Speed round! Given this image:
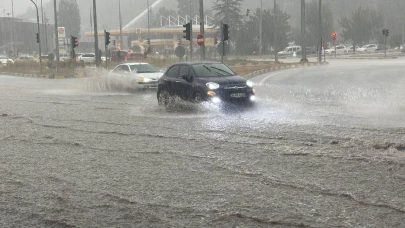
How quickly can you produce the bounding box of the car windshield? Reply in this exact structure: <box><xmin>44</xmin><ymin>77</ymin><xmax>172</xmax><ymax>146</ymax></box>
<box><xmin>361</xmin><ymin>45</ymin><xmax>369</xmax><ymax>48</ymax></box>
<box><xmin>192</xmin><ymin>63</ymin><xmax>236</xmax><ymax>77</ymax></box>
<box><xmin>130</xmin><ymin>64</ymin><xmax>158</xmax><ymax>73</ymax></box>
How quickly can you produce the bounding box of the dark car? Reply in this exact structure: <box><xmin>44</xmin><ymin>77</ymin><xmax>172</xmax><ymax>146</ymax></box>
<box><xmin>157</xmin><ymin>62</ymin><xmax>256</xmax><ymax>109</ymax></box>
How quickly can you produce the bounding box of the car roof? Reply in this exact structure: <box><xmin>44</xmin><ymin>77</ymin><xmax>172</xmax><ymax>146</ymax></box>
<box><xmin>121</xmin><ymin>63</ymin><xmax>149</xmax><ymax>65</ymax></box>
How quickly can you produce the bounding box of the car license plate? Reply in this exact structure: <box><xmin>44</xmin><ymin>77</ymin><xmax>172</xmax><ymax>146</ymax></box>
<box><xmin>230</xmin><ymin>93</ymin><xmax>246</xmax><ymax>98</ymax></box>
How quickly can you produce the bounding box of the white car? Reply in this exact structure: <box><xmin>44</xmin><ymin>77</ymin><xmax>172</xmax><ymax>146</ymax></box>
<box><xmin>109</xmin><ymin>63</ymin><xmax>163</xmax><ymax>90</ymax></box>
<box><xmin>325</xmin><ymin>45</ymin><xmax>347</xmax><ymax>55</ymax></box>
<box><xmin>78</xmin><ymin>53</ymin><xmax>96</xmax><ymax>63</ymax></box>
<box><xmin>0</xmin><ymin>56</ymin><xmax>14</xmax><ymax>66</ymax></box>
<box><xmin>357</xmin><ymin>44</ymin><xmax>378</xmax><ymax>52</ymax></box>
<box><xmin>278</xmin><ymin>46</ymin><xmax>301</xmax><ymax>56</ymax></box>
<box><xmin>344</xmin><ymin>46</ymin><xmax>360</xmax><ymax>53</ymax></box>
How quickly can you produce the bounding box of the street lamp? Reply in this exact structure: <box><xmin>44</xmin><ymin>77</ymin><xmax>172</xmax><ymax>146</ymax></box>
<box><xmin>30</xmin><ymin>0</ymin><xmax>42</xmax><ymax>73</ymax></box>
<box><xmin>246</xmin><ymin>12</ymin><xmax>261</xmax><ymax>56</ymax></box>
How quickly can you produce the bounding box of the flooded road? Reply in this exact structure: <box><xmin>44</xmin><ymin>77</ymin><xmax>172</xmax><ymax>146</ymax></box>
<box><xmin>1</xmin><ymin>59</ymin><xmax>405</xmax><ymax>227</ymax></box>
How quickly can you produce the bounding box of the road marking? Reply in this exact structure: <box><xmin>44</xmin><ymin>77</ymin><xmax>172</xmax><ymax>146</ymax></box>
<box><xmin>259</xmin><ymin>72</ymin><xmax>284</xmax><ymax>86</ymax></box>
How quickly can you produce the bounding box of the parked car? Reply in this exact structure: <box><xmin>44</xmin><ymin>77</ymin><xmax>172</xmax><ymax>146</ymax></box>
<box><xmin>325</xmin><ymin>45</ymin><xmax>347</xmax><ymax>55</ymax></box>
<box><xmin>15</xmin><ymin>55</ymin><xmax>38</xmax><ymax>62</ymax></box>
<box><xmin>376</xmin><ymin>44</ymin><xmax>390</xmax><ymax>51</ymax></box>
<box><xmin>125</xmin><ymin>52</ymin><xmax>144</xmax><ymax>61</ymax></box>
<box><xmin>357</xmin><ymin>44</ymin><xmax>378</xmax><ymax>52</ymax></box>
<box><xmin>77</xmin><ymin>53</ymin><xmax>96</xmax><ymax>63</ymax></box>
<box><xmin>278</xmin><ymin>46</ymin><xmax>301</xmax><ymax>56</ymax></box>
<box><xmin>0</xmin><ymin>56</ymin><xmax>14</xmax><ymax>66</ymax></box>
<box><xmin>110</xmin><ymin>50</ymin><xmax>129</xmax><ymax>62</ymax></box>
<box><xmin>157</xmin><ymin>62</ymin><xmax>256</xmax><ymax>110</ymax></box>
<box><xmin>344</xmin><ymin>45</ymin><xmax>360</xmax><ymax>53</ymax></box>
<box><xmin>109</xmin><ymin>63</ymin><xmax>163</xmax><ymax>90</ymax></box>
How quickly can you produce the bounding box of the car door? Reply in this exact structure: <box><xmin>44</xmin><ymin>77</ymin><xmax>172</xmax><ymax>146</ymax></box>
<box><xmin>178</xmin><ymin>65</ymin><xmax>194</xmax><ymax>100</ymax></box>
<box><xmin>163</xmin><ymin>65</ymin><xmax>180</xmax><ymax>96</ymax></box>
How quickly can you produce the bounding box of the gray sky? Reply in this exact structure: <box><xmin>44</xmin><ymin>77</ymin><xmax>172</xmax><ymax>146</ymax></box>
<box><xmin>0</xmin><ymin>0</ymin><xmax>51</xmax><ymax>17</ymax></box>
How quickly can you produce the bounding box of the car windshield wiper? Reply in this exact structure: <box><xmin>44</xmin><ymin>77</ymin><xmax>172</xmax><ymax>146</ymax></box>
<box><xmin>209</xmin><ymin>66</ymin><xmax>234</xmax><ymax>76</ymax></box>
<box><xmin>202</xmin><ymin>64</ymin><xmax>222</xmax><ymax>76</ymax></box>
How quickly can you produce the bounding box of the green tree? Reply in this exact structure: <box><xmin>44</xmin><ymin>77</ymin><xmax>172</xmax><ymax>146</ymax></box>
<box><xmin>58</xmin><ymin>0</ymin><xmax>81</xmax><ymax>37</ymax></box>
<box><xmin>305</xmin><ymin>1</ymin><xmax>334</xmax><ymax>47</ymax></box>
<box><xmin>211</xmin><ymin>0</ymin><xmax>243</xmax><ymax>28</ymax></box>
<box><xmin>176</xmin><ymin>0</ymin><xmax>199</xmax><ymax>17</ymax></box>
<box><xmin>339</xmin><ymin>7</ymin><xmax>384</xmax><ymax>47</ymax></box>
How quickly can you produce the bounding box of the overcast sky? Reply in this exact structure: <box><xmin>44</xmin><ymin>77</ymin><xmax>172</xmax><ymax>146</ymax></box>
<box><xmin>0</xmin><ymin>0</ymin><xmax>51</xmax><ymax>17</ymax></box>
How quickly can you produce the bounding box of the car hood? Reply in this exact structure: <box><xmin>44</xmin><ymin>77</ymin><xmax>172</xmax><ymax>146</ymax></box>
<box><xmin>135</xmin><ymin>72</ymin><xmax>164</xmax><ymax>79</ymax></box>
<box><xmin>195</xmin><ymin>75</ymin><xmax>247</xmax><ymax>85</ymax></box>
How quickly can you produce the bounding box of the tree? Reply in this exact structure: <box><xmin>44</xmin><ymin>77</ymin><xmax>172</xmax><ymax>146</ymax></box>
<box><xmin>176</xmin><ymin>0</ymin><xmax>199</xmax><ymax>17</ymax></box>
<box><xmin>211</xmin><ymin>0</ymin><xmax>243</xmax><ymax>28</ymax></box>
<box><xmin>305</xmin><ymin>1</ymin><xmax>334</xmax><ymax>47</ymax></box>
<box><xmin>58</xmin><ymin>0</ymin><xmax>81</xmax><ymax>37</ymax></box>
<box><xmin>339</xmin><ymin>7</ymin><xmax>384</xmax><ymax>47</ymax></box>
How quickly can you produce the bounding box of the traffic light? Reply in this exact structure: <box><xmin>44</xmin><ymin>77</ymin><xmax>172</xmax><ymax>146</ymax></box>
<box><xmin>382</xmin><ymin>28</ymin><xmax>390</xmax><ymax>37</ymax></box>
<box><xmin>332</xmin><ymin>32</ymin><xmax>337</xmax><ymax>41</ymax></box>
<box><xmin>104</xmin><ymin>30</ymin><xmax>111</xmax><ymax>45</ymax></box>
<box><xmin>147</xmin><ymin>38</ymin><xmax>151</xmax><ymax>46</ymax></box>
<box><xmin>223</xmin><ymin>24</ymin><xmax>229</xmax><ymax>41</ymax></box>
<box><xmin>215</xmin><ymin>36</ymin><xmax>219</xmax><ymax>45</ymax></box>
<box><xmin>36</xmin><ymin>33</ymin><xmax>40</xmax><ymax>43</ymax></box>
<box><xmin>183</xmin><ymin>23</ymin><xmax>191</xmax><ymax>40</ymax></box>
<box><xmin>71</xmin><ymin>36</ymin><xmax>79</xmax><ymax>48</ymax></box>
<box><xmin>177</xmin><ymin>38</ymin><xmax>181</xmax><ymax>45</ymax></box>
<box><xmin>112</xmin><ymin>40</ymin><xmax>116</xmax><ymax>46</ymax></box>
<box><xmin>246</xmin><ymin>9</ymin><xmax>250</xmax><ymax>16</ymax></box>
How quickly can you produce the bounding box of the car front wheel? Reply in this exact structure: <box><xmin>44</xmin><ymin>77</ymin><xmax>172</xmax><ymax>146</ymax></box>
<box><xmin>158</xmin><ymin>90</ymin><xmax>174</xmax><ymax>110</ymax></box>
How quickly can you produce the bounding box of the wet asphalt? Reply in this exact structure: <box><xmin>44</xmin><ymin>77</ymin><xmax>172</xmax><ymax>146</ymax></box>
<box><xmin>1</xmin><ymin>59</ymin><xmax>405</xmax><ymax>227</ymax></box>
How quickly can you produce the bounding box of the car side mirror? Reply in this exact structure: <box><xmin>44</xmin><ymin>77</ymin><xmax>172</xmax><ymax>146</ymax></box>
<box><xmin>180</xmin><ymin>74</ymin><xmax>192</xmax><ymax>82</ymax></box>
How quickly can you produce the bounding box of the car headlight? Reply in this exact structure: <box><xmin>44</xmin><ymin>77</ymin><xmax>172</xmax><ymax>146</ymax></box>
<box><xmin>246</xmin><ymin>80</ymin><xmax>254</xmax><ymax>88</ymax></box>
<box><xmin>206</xmin><ymin>82</ymin><xmax>220</xmax><ymax>90</ymax></box>
<box><xmin>140</xmin><ymin>77</ymin><xmax>152</xmax><ymax>82</ymax></box>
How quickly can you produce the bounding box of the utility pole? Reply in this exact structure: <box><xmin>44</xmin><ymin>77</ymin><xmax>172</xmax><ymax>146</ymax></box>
<box><xmin>300</xmin><ymin>0</ymin><xmax>307</xmax><ymax>62</ymax></box>
<box><xmin>41</xmin><ymin>0</ymin><xmax>44</xmax><ymax>51</ymax></box>
<box><xmin>318</xmin><ymin>0</ymin><xmax>322</xmax><ymax>62</ymax></box>
<box><xmin>259</xmin><ymin>0</ymin><xmax>263</xmax><ymax>57</ymax></box>
<box><xmin>31</xmin><ymin>0</ymin><xmax>42</xmax><ymax>73</ymax></box>
<box><xmin>189</xmin><ymin>0</ymin><xmax>193</xmax><ymax>61</ymax></box>
<box><xmin>119</xmin><ymin>0</ymin><xmax>123</xmax><ymax>49</ymax></box>
<box><xmin>11</xmin><ymin>0</ymin><xmax>14</xmax><ymax>18</ymax></box>
<box><xmin>199</xmin><ymin>0</ymin><xmax>205</xmax><ymax>61</ymax></box>
<box><xmin>147</xmin><ymin>0</ymin><xmax>151</xmax><ymax>40</ymax></box>
<box><xmin>44</xmin><ymin>12</ymin><xmax>49</xmax><ymax>54</ymax></box>
<box><xmin>274</xmin><ymin>0</ymin><xmax>278</xmax><ymax>63</ymax></box>
<box><xmin>93</xmin><ymin>0</ymin><xmax>100</xmax><ymax>67</ymax></box>
<box><xmin>54</xmin><ymin>0</ymin><xmax>59</xmax><ymax>72</ymax></box>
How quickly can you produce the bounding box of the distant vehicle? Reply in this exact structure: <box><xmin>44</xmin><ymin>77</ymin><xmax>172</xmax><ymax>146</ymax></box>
<box><xmin>125</xmin><ymin>52</ymin><xmax>144</xmax><ymax>61</ymax></box>
<box><xmin>77</xmin><ymin>53</ymin><xmax>96</xmax><ymax>63</ymax></box>
<box><xmin>157</xmin><ymin>62</ymin><xmax>256</xmax><ymax>110</ymax></box>
<box><xmin>357</xmin><ymin>44</ymin><xmax>378</xmax><ymax>52</ymax></box>
<box><xmin>59</xmin><ymin>54</ymin><xmax>70</xmax><ymax>62</ymax></box>
<box><xmin>15</xmin><ymin>55</ymin><xmax>38</xmax><ymax>62</ymax></box>
<box><xmin>0</xmin><ymin>56</ymin><xmax>14</xmax><ymax>66</ymax></box>
<box><xmin>278</xmin><ymin>46</ymin><xmax>301</xmax><ymax>56</ymax></box>
<box><xmin>110</xmin><ymin>50</ymin><xmax>129</xmax><ymax>62</ymax></box>
<box><xmin>325</xmin><ymin>45</ymin><xmax>347</xmax><ymax>55</ymax></box>
<box><xmin>344</xmin><ymin>45</ymin><xmax>360</xmax><ymax>53</ymax></box>
<box><xmin>109</xmin><ymin>63</ymin><xmax>163</xmax><ymax>90</ymax></box>
<box><xmin>376</xmin><ymin>44</ymin><xmax>390</xmax><ymax>51</ymax></box>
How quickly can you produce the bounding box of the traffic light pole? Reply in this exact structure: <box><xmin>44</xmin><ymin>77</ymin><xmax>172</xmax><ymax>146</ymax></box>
<box><xmin>199</xmin><ymin>0</ymin><xmax>205</xmax><ymax>61</ymax></box>
<box><xmin>190</xmin><ymin>22</ymin><xmax>193</xmax><ymax>62</ymax></box>
<box><xmin>300</xmin><ymin>0</ymin><xmax>307</xmax><ymax>62</ymax></box>
<box><xmin>93</xmin><ymin>0</ymin><xmax>100</xmax><ymax>67</ymax></box>
<box><xmin>318</xmin><ymin>0</ymin><xmax>322</xmax><ymax>62</ymax></box>
<box><xmin>221</xmin><ymin>23</ymin><xmax>224</xmax><ymax>63</ymax></box>
<box><xmin>53</xmin><ymin>0</ymin><xmax>59</xmax><ymax>73</ymax></box>
<box><xmin>384</xmin><ymin>34</ymin><xmax>387</xmax><ymax>59</ymax></box>
<box><xmin>31</xmin><ymin>0</ymin><xmax>42</xmax><ymax>73</ymax></box>
<box><xmin>274</xmin><ymin>0</ymin><xmax>278</xmax><ymax>63</ymax></box>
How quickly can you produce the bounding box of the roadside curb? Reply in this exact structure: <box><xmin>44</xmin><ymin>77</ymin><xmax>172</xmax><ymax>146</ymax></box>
<box><xmin>244</xmin><ymin>62</ymin><xmax>329</xmax><ymax>78</ymax></box>
<box><xmin>335</xmin><ymin>56</ymin><xmax>398</xmax><ymax>60</ymax></box>
<box><xmin>0</xmin><ymin>72</ymin><xmax>85</xmax><ymax>79</ymax></box>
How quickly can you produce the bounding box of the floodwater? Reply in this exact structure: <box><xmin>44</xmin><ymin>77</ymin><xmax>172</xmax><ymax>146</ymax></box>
<box><xmin>1</xmin><ymin>60</ymin><xmax>405</xmax><ymax>227</ymax></box>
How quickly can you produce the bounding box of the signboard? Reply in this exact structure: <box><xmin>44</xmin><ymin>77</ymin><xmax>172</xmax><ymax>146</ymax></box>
<box><xmin>175</xmin><ymin>46</ymin><xmax>185</xmax><ymax>58</ymax></box>
<box><xmin>197</xmin><ymin>34</ymin><xmax>204</xmax><ymax>46</ymax></box>
<box><xmin>58</xmin><ymin>27</ymin><xmax>66</xmax><ymax>54</ymax></box>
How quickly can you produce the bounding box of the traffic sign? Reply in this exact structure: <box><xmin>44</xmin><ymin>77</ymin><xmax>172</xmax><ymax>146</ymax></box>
<box><xmin>323</xmin><ymin>42</ymin><xmax>328</xmax><ymax>49</ymax></box>
<box><xmin>175</xmin><ymin>46</ymin><xmax>185</xmax><ymax>58</ymax></box>
<box><xmin>197</xmin><ymin>34</ymin><xmax>204</xmax><ymax>46</ymax></box>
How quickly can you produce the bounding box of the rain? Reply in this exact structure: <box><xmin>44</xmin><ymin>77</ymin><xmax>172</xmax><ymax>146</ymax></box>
<box><xmin>1</xmin><ymin>0</ymin><xmax>405</xmax><ymax>227</ymax></box>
